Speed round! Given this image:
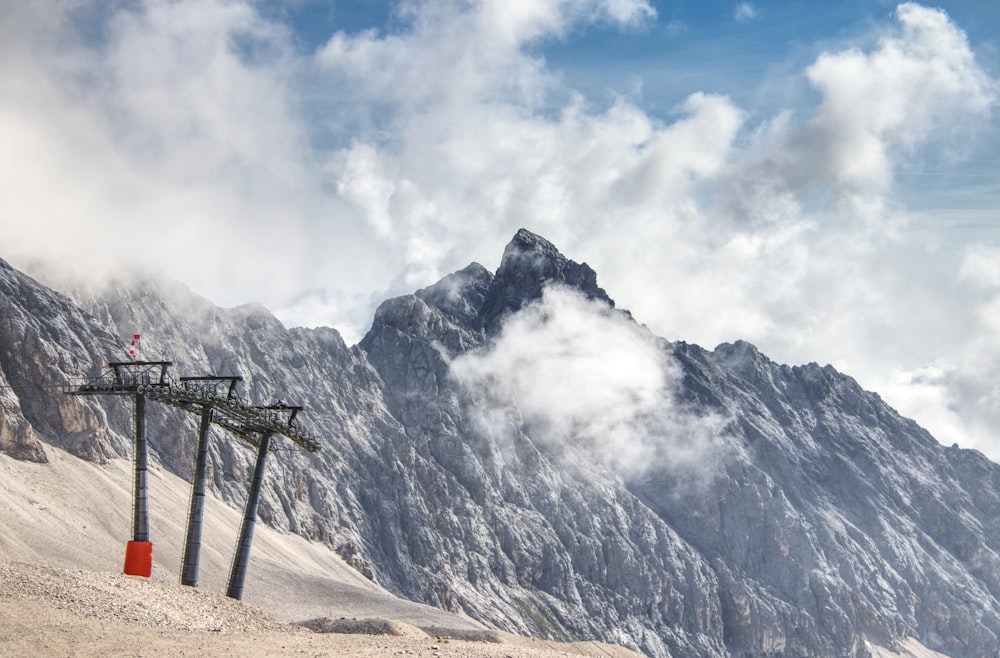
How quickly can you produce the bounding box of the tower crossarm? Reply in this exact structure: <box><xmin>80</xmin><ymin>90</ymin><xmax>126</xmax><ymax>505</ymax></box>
<box><xmin>68</xmin><ymin>361</ymin><xmax>173</xmax><ymax>395</ymax></box>
<box><xmin>66</xmin><ymin>367</ymin><xmax>319</xmax><ymax>452</ymax></box>
<box><xmin>145</xmin><ymin>387</ymin><xmax>320</xmax><ymax>453</ymax></box>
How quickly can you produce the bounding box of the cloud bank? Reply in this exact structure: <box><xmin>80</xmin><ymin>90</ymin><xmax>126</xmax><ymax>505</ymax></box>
<box><xmin>450</xmin><ymin>286</ymin><xmax>728</xmax><ymax>478</ymax></box>
<box><xmin>1</xmin><ymin>1</ymin><xmax>999</xmax><ymax>457</ymax></box>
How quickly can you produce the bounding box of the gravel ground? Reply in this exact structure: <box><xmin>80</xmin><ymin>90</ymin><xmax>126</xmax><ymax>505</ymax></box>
<box><xmin>0</xmin><ymin>561</ymin><xmax>286</xmax><ymax>633</ymax></box>
<box><xmin>0</xmin><ymin>561</ymin><xmax>645</xmax><ymax>657</ymax></box>
<box><xmin>0</xmin><ymin>450</ymin><xmax>644</xmax><ymax>657</ymax></box>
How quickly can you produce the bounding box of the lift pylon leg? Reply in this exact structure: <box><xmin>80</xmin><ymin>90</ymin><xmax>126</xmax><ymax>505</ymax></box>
<box><xmin>181</xmin><ymin>406</ymin><xmax>212</xmax><ymax>587</ymax></box>
<box><xmin>124</xmin><ymin>393</ymin><xmax>152</xmax><ymax>577</ymax></box>
<box><xmin>226</xmin><ymin>433</ymin><xmax>271</xmax><ymax>600</ymax></box>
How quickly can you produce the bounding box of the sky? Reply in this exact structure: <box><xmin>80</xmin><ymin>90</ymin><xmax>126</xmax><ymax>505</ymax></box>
<box><xmin>2</xmin><ymin>1</ymin><xmax>1000</xmax><ymax>457</ymax></box>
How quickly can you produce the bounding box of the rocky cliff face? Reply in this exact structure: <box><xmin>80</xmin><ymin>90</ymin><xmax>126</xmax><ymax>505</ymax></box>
<box><xmin>2</xmin><ymin>232</ymin><xmax>1000</xmax><ymax>657</ymax></box>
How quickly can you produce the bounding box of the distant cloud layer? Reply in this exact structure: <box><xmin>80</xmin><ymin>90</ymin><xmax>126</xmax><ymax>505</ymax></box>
<box><xmin>1</xmin><ymin>1</ymin><xmax>999</xmax><ymax>457</ymax></box>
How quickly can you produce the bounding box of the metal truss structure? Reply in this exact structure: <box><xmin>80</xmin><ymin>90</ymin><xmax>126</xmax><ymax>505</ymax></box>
<box><xmin>67</xmin><ymin>360</ymin><xmax>319</xmax><ymax>600</ymax></box>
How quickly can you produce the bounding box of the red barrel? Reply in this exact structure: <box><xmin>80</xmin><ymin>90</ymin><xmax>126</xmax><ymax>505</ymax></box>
<box><xmin>123</xmin><ymin>541</ymin><xmax>153</xmax><ymax>577</ymax></box>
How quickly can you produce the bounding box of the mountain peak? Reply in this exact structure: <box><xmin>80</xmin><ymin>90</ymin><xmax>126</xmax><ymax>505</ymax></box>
<box><xmin>415</xmin><ymin>262</ymin><xmax>492</xmax><ymax>325</ymax></box>
<box><xmin>476</xmin><ymin>229</ymin><xmax>614</xmax><ymax>332</ymax></box>
<box><xmin>505</xmin><ymin>228</ymin><xmax>562</xmax><ymax>259</ymax></box>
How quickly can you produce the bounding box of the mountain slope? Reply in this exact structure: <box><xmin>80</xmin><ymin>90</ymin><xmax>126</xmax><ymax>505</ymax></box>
<box><xmin>655</xmin><ymin>340</ymin><xmax>1000</xmax><ymax>655</ymax></box>
<box><xmin>1</xmin><ymin>232</ymin><xmax>999</xmax><ymax>657</ymax></box>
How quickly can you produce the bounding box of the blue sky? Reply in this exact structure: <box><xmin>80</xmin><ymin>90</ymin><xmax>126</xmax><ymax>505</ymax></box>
<box><xmin>278</xmin><ymin>0</ymin><xmax>1000</xmax><ymax>220</ymax></box>
<box><xmin>2</xmin><ymin>0</ymin><xmax>1000</xmax><ymax>458</ymax></box>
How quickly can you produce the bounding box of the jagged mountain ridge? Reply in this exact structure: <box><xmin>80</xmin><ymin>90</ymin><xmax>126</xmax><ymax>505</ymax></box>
<box><xmin>1</xmin><ymin>230</ymin><xmax>1000</xmax><ymax>657</ymax></box>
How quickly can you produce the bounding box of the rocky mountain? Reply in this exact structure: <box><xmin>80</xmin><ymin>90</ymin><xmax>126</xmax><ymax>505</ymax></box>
<box><xmin>2</xmin><ymin>230</ymin><xmax>1000</xmax><ymax>657</ymax></box>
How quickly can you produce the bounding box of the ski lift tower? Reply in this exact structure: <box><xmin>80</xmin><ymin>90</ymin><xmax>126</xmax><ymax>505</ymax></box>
<box><xmin>131</xmin><ymin>380</ymin><xmax>320</xmax><ymax>598</ymax></box>
<box><xmin>67</xmin><ymin>352</ymin><xmax>320</xmax><ymax>596</ymax></box>
<box><xmin>210</xmin><ymin>402</ymin><xmax>317</xmax><ymax>600</ymax></box>
<box><xmin>70</xmin><ymin>359</ymin><xmax>172</xmax><ymax>577</ymax></box>
<box><xmin>176</xmin><ymin>375</ymin><xmax>242</xmax><ymax>588</ymax></box>
<box><xmin>129</xmin><ymin>378</ymin><xmax>319</xmax><ymax>597</ymax></box>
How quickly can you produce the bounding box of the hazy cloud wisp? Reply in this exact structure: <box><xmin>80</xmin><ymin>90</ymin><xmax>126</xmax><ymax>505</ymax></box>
<box><xmin>450</xmin><ymin>287</ymin><xmax>730</xmax><ymax>478</ymax></box>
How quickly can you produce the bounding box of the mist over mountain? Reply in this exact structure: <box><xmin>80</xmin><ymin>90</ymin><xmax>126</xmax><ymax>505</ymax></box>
<box><xmin>2</xmin><ymin>231</ymin><xmax>1000</xmax><ymax>657</ymax></box>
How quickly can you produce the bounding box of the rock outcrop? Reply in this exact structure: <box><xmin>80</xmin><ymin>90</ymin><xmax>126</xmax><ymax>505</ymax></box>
<box><xmin>2</xmin><ymin>232</ymin><xmax>999</xmax><ymax>657</ymax></box>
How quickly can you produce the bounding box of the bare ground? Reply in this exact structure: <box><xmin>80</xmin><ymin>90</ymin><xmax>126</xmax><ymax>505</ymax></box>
<box><xmin>0</xmin><ymin>447</ymin><xmax>938</xmax><ymax>657</ymax></box>
<box><xmin>0</xmin><ymin>561</ymin><xmax>642</xmax><ymax>657</ymax></box>
<box><xmin>0</xmin><ymin>447</ymin><xmax>644</xmax><ymax>657</ymax></box>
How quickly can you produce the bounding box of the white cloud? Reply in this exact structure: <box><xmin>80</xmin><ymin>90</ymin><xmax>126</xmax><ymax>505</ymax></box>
<box><xmin>960</xmin><ymin>244</ymin><xmax>1000</xmax><ymax>289</ymax></box>
<box><xmin>450</xmin><ymin>286</ymin><xmax>728</xmax><ymax>477</ymax></box>
<box><xmin>0</xmin><ymin>0</ymin><xmax>385</xmax><ymax>332</ymax></box>
<box><xmin>804</xmin><ymin>2</ymin><xmax>995</xmax><ymax>189</ymax></box>
<box><xmin>734</xmin><ymin>3</ymin><xmax>757</xmax><ymax>23</ymax></box>
<box><xmin>2</xmin><ymin>0</ymin><xmax>1000</xmax><ymax>459</ymax></box>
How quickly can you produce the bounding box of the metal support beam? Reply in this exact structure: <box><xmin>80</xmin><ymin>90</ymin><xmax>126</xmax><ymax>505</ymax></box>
<box><xmin>181</xmin><ymin>406</ymin><xmax>213</xmax><ymax>587</ymax></box>
<box><xmin>123</xmin><ymin>392</ymin><xmax>153</xmax><ymax>577</ymax></box>
<box><xmin>226</xmin><ymin>433</ymin><xmax>271</xmax><ymax>600</ymax></box>
<box><xmin>132</xmin><ymin>393</ymin><xmax>149</xmax><ymax>542</ymax></box>
<box><xmin>66</xmin><ymin>364</ymin><xmax>317</xmax><ymax>585</ymax></box>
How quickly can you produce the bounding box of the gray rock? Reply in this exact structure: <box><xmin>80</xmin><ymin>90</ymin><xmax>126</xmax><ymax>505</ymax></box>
<box><xmin>2</xmin><ymin>232</ymin><xmax>1000</xmax><ymax>657</ymax></box>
